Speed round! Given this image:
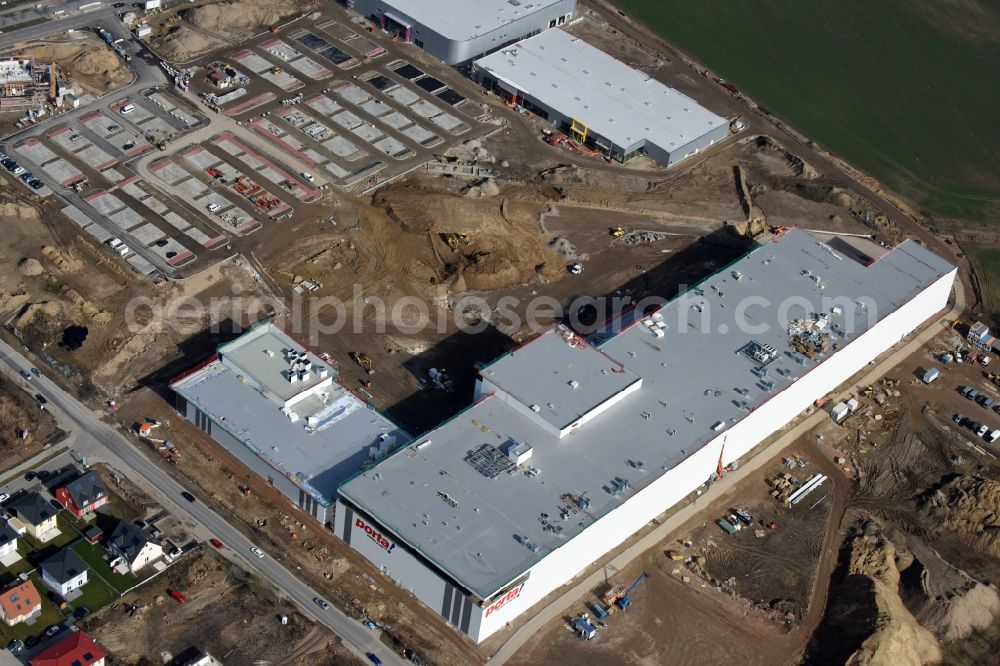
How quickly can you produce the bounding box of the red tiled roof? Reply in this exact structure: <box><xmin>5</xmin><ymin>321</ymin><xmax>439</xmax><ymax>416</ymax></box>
<box><xmin>29</xmin><ymin>631</ymin><xmax>107</xmax><ymax>666</ymax></box>
<box><xmin>0</xmin><ymin>580</ymin><xmax>40</xmax><ymax>622</ymax></box>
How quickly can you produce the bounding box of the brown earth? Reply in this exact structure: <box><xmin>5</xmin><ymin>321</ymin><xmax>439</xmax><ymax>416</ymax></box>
<box><xmin>0</xmin><ymin>374</ymin><xmax>63</xmax><ymax>473</ymax></box>
<box><xmin>80</xmin><ymin>546</ymin><xmax>364</xmax><ymax>666</ymax></box>
<box><xmin>923</xmin><ymin>476</ymin><xmax>1000</xmax><ymax>559</ymax></box>
<box><xmin>11</xmin><ymin>36</ymin><xmax>131</xmax><ymax>97</ymax></box>
<box><xmin>147</xmin><ymin>0</ymin><xmax>318</xmax><ymax>62</ymax></box>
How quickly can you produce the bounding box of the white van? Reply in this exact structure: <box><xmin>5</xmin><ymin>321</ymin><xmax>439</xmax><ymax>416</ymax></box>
<box><xmin>108</xmin><ymin>237</ymin><xmax>123</xmax><ymax>249</ymax></box>
<box><xmin>121</xmin><ymin>104</ymin><xmax>135</xmax><ymax>114</ymax></box>
<box><xmin>116</xmin><ymin>245</ymin><xmax>131</xmax><ymax>257</ymax></box>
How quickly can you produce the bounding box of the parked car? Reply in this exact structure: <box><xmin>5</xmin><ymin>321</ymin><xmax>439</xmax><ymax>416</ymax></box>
<box><xmin>44</xmin><ymin>624</ymin><xmax>62</xmax><ymax>638</ymax></box>
<box><xmin>953</xmin><ymin>413</ymin><xmax>965</xmax><ymax>424</ymax></box>
<box><xmin>978</xmin><ymin>424</ymin><xmax>990</xmax><ymax>437</ymax></box>
<box><xmin>168</xmin><ymin>589</ymin><xmax>187</xmax><ymax>603</ymax></box>
<box><xmin>6</xmin><ymin>638</ymin><xmax>22</xmax><ymax>652</ymax></box>
<box><xmin>968</xmin><ymin>421</ymin><xmax>982</xmax><ymax>433</ymax></box>
<box><xmin>366</xmin><ymin>653</ymin><xmax>382</xmax><ymax>666</ymax></box>
<box><xmin>36</xmin><ymin>470</ymin><xmax>50</xmax><ymax>480</ymax></box>
<box><xmin>0</xmin><ymin>493</ymin><xmax>9</xmax><ymax>504</ymax></box>
<box><xmin>968</xmin><ymin>389</ymin><xmax>980</xmax><ymax>401</ymax></box>
<box><xmin>959</xmin><ymin>385</ymin><xmax>972</xmax><ymax>398</ymax></box>
<box><xmin>48</xmin><ymin>499</ymin><xmax>61</xmax><ymax>510</ymax></box>
<box><xmin>987</xmin><ymin>429</ymin><xmax>1000</xmax><ymax>443</ymax></box>
<box><xmin>24</xmin><ymin>636</ymin><xmax>39</xmax><ymax>649</ymax></box>
<box><xmin>164</xmin><ymin>547</ymin><xmax>182</xmax><ymax>562</ymax></box>
<box><xmin>31</xmin><ymin>367</ymin><xmax>42</xmax><ymax>377</ymax></box>
<box><xmin>250</xmin><ymin>546</ymin><xmax>264</xmax><ymax>559</ymax></box>
<box><xmin>362</xmin><ymin>619</ymin><xmax>376</xmax><ymax>630</ymax></box>
<box><xmin>73</xmin><ymin>606</ymin><xmax>90</xmax><ymax>620</ymax></box>
<box><xmin>29</xmin><ymin>180</ymin><xmax>43</xmax><ymax>190</ymax></box>
<box><xmin>19</xmin><ymin>370</ymin><xmax>31</xmax><ymax>380</ymax></box>
<box><xmin>181</xmin><ymin>491</ymin><xmax>196</xmax><ymax>502</ymax></box>
<box><xmin>24</xmin><ymin>471</ymin><xmax>35</xmax><ymax>481</ymax></box>
<box><xmin>313</xmin><ymin>597</ymin><xmax>330</xmax><ymax>610</ymax></box>
<box><xmin>209</xmin><ymin>538</ymin><xmax>224</xmax><ymax>549</ymax></box>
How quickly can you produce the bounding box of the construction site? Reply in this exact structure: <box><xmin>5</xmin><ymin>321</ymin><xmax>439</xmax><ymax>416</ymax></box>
<box><xmin>0</xmin><ymin>0</ymin><xmax>996</xmax><ymax>664</ymax></box>
<box><xmin>0</xmin><ymin>57</ymin><xmax>52</xmax><ymax>112</ymax></box>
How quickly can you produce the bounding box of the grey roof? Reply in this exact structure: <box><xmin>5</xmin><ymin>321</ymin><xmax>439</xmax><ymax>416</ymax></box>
<box><xmin>108</xmin><ymin>521</ymin><xmax>151</xmax><ymax>561</ymax></box>
<box><xmin>474</xmin><ymin>28</ymin><xmax>728</xmax><ymax>152</ymax></box>
<box><xmin>0</xmin><ymin>522</ymin><xmax>18</xmax><ymax>546</ymax></box>
<box><xmin>216</xmin><ymin>324</ymin><xmax>333</xmax><ymax>404</ymax></box>
<box><xmin>9</xmin><ymin>492</ymin><xmax>56</xmax><ymax>526</ymax></box>
<box><xmin>339</xmin><ymin>230</ymin><xmax>955</xmax><ymax>599</ymax></box>
<box><xmin>376</xmin><ymin>0</ymin><xmax>569</xmax><ymax>41</ymax></box>
<box><xmin>66</xmin><ymin>471</ymin><xmax>107</xmax><ymax>510</ymax></box>
<box><xmin>40</xmin><ymin>549</ymin><xmax>88</xmax><ymax>584</ymax></box>
<box><xmin>482</xmin><ymin>328</ymin><xmax>640</xmax><ymax>433</ymax></box>
<box><xmin>172</xmin><ymin>325</ymin><xmax>409</xmax><ymax>505</ymax></box>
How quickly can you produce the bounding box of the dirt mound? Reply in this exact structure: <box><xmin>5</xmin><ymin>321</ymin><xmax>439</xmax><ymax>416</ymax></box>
<box><xmin>922</xmin><ymin>475</ymin><xmax>1000</xmax><ymax>558</ymax></box>
<box><xmin>152</xmin><ymin>22</ymin><xmax>226</xmax><ymax>61</ymax></box>
<box><xmin>13</xmin><ymin>301</ymin><xmax>62</xmax><ymax>328</ymax></box>
<box><xmin>62</xmin><ymin>287</ymin><xmax>111</xmax><ymax>324</ymax></box>
<box><xmin>183</xmin><ymin>0</ymin><xmax>310</xmax><ymax>41</ymax></box>
<box><xmin>17</xmin><ymin>258</ymin><xmax>43</xmax><ymax>277</ymax></box>
<box><xmin>375</xmin><ymin>186</ymin><xmax>564</xmax><ymax>292</ymax></box>
<box><xmin>808</xmin><ymin>530</ymin><xmax>941</xmax><ymax>666</ymax></box>
<box><xmin>753</xmin><ymin>135</ymin><xmax>819</xmax><ymax>179</ymax></box>
<box><xmin>70</xmin><ymin>47</ymin><xmax>123</xmax><ymax>77</ymax></box>
<box><xmin>0</xmin><ymin>202</ymin><xmax>39</xmax><ymax>220</ymax></box>
<box><xmin>40</xmin><ymin>246</ymin><xmax>84</xmax><ymax>273</ymax></box>
<box><xmin>0</xmin><ymin>292</ymin><xmax>31</xmax><ymax>314</ymax></box>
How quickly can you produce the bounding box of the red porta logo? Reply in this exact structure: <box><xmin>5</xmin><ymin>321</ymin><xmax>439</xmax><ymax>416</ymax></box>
<box><xmin>484</xmin><ymin>583</ymin><xmax>524</xmax><ymax>618</ymax></box>
<box><xmin>355</xmin><ymin>518</ymin><xmax>395</xmax><ymax>553</ymax></box>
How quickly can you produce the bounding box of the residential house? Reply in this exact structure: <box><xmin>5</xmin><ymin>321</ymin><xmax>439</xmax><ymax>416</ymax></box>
<box><xmin>107</xmin><ymin>521</ymin><xmax>162</xmax><ymax>572</ymax></box>
<box><xmin>0</xmin><ymin>522</ymin><xmax>19</xmax><ymax>560</ymax></box>
<box><xmin>0</xmin><ymin>580</ymin><xmax>41</xmax><ymax>626</ymax></box>
<box><xmin>7</xmin><ymin>493</ymin><xmax>58</xmax><ymax>541</ymax></box>
<box><xmin>55</xmin><ymin>472</ymin><xmax>109</xmax><ymax>519</ymax></box>
<box><xmin>29</xmin><ymin>630</ymin><xmax>107</xmax><ymax>666</ymax></box>
<box><xmin>40</xmin><ymin>549</ymin><xmax>89</xmax><ymax>597</ymax></box>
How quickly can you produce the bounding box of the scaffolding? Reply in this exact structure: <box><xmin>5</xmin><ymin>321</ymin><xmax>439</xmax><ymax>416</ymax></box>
<box><xmin>0</xmin><ymin>57</ymin><xmax>50</xmax><ymax>111</ymax></box>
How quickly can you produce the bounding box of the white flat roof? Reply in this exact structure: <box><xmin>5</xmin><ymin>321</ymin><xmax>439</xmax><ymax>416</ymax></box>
<box><xmin>339</xmin><ymin>230</ymin><xmax>955</xmax><ymax>598</ymax></box>
<box><xmin>380</xmin><ymin>0</ymin><xmax>567</xmax><ymax>41</ymax></box>
<box><xmin>217</xmin><ymin>325</ymin><xmax>332</xmax><ymax>403</ymax></box>
<box><xmin>474</xmin><ymin>28</ymin><xmax>728</xmax><ymax>152</ymax></box>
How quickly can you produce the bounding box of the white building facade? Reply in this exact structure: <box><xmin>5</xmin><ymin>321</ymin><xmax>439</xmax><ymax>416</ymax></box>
<box><xmin>337</xmin><ymin>231</ymin><xmax>956</xmax><ymax>643</ymax></box>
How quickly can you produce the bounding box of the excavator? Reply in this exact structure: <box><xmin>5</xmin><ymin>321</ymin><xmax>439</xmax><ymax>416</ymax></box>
<box><xmin>349</xmin><ymin>352</ymin><xmax>374</xmax><ymax>375</ymax></box>
<box><xmin>609</xmin><ymin>227</ymin><xmax>625</xmax><ymax>238</ymax></box>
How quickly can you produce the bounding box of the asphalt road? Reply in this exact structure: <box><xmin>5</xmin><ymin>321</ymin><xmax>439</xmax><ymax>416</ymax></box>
<box><xmin>0</xmin><ymin>337</ymin><xmax>404</xmax><ymax>666</ymax></box>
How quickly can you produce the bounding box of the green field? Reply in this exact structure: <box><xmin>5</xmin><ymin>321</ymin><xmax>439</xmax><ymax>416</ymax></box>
<box><xmin>611</xmin><ymin>0</ymin><xmax>1000</xmax><ymax>219</ymax></box>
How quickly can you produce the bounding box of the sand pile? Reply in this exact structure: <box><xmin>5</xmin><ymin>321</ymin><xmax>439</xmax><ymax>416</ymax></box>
<box><xmin>40</xmin><ymin>246</ymin><xmax>84</xmax><ymax>273</ymax></box>
<box><xmin>17</xmin><ymin>258</ymin><xmax>43</xmax><ymax>277</ymax></box>
<box><xmin>71</xmin><ymin>47</ymin><xmax>126</xmax><ymax>78</ymax></box>
<box><xmin>184</xmin><ymin>0</ymin><xmax>310</xmax><ymax>40</ymax></box>
<box><xmin>922</xmin><ymin>475</ymin><xmax>1000</xmax><ymax>557</ymax></box>
<box><xmin>843</xmin><ymin>535</ymin><xmax>942</xmax><ymax>665</ymax></box>
<box><xmin>808</xmin><ymin>528</ymin><xmax>941</xmax><ymax>666</ymax></box>
<box><xmin>0</xmin><ymin>202</ymin><xmax>39</xmax><ymax>219</ymax></box>
<box><xmin>0</xmin><ymin>292</ymin><xmax>31</xmax><ymax>314</ymax></box>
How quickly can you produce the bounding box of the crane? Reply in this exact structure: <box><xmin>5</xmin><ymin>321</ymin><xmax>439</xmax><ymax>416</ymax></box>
<box><xmin>616</xmin><ymin>572</ymin><xmax>650</xmax><ymax>609</ymax></box>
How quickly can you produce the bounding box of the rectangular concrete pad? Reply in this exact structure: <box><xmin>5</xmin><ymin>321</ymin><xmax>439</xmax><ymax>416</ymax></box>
<box><xmin>351</xmin><ymin>124</ymin><xmax>384</xmax><ymax>143</ymax></box>
<box><xmin>232</xmin><ymin>50</ymin><xmax>273</xmax><ymax>73</ymax></box>
<box><xmin>224</xmin><ymin>92</ymin><xmax>276</xmax><ymax>117</ymax></box>
<box><xmin>127</xmin><ymin>254</ymin><xmax>157</xmax><ymax>275</ymax></box>
<box><xmin>131</xmin><ymin>222</ymin><xmax>166</xmax><ymax>246</ymax></box>
<box><xmin>401</xmin><ymin>124</ymin><xmax>439</xmax><ymax>146</ymax></box>
<box><xmin>331</xmin><ymin>110</ymin><xmax>363</xmax><ymax>129</ymax></box>
<box><xmin>380</xmin><ymin>111</ymin><xmax>412</xmax><ymax>130</ymax></box>
<box><xmin>108</xmin><ymin>207</ymin><xmax>145</xmax><ymax>231</ymax></box>
<box><xmin>335</xmin><ymin>83</ymin><xmax>371</xmax><ymax>106</ymax></box>
<box><xmin>86</xmin><ymin>191</ymin><xmax>126</xmax><ymax>216</ymax></box>
<box><xmin>372</xmin><ymin>136</ymin><xmax>411</xmax><ymax>158</ymax></box>
<box><xmin>305</xmin><ymin>95</ymin><xmax>341</xmax><ymax>116</ymax></box>
<box><xmin>163</xmin><ymin>212</ymin><xmax>193</xmax><ymax>231</ymax></box>
<box><xmin>322</xmin><ymin>135</ymin><xmax>364</xmax><ymax>159</ymax></box>
<box><xmin>288</xmin><ymin>56</ymin><xmax>332</xmax><ymax>80</ymax></box>
<box><xmin>75</xmin><ymin>144</ymin><xmax>116</xmax><ymax>170</ymax></box>
<box><xmin>83</xmin><ymin>224</ymin><xmax>114</xmax><ymax>244</ymax></box>
<box><xmin>61</xmin><ymin>205</ymin><xmax>92</xmax><ymax>228</ymax></box>
<box><xmin>430</xmin><ymin>111</ymin><xmax>467</xmax><ymax>132</ymax></box>
<box><xmin>16</xmin><ymin>139</ymin><xmax>58</xmax><ymax>164</ymax></box>
<box><xmin>386</xmin><ymin>87</ymin><xmax>419</xmax><ymax>105</ymax></box>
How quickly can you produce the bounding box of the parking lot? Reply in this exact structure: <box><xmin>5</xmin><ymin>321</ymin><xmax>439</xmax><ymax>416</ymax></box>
<box><xmin>9</xmin><ymin>88</ymin><xmax>228</xmax><ymax>277</ymax></box>
<box><xmin>188</xmin><ymin>15</ymin><xmax>493</xmax><ymax>189</ymax></box>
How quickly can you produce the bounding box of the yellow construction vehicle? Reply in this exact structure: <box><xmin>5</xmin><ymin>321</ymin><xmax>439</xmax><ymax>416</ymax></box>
<box><xmin>349</xmin><ymin>352</ymin><xmax>374</xmax><ymax>375</ymax></box>
<box><xmin>272</xmin><ymin>67</ymin><xmax>283</xmax><ymax>75</ymax></box>
<box><xmin>609</xmin><ymin>227</ymin><xmax>625</xmax><ymax>238</ymax></box>
<box><xmin>442</xmin><ymin>232</ymin><xmax>471</xmax><ymax>252</ymax></box>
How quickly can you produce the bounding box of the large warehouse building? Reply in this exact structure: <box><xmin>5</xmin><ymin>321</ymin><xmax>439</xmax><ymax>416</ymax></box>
<box><xmin>335</xmin><ymin>229</ymin><xmax>955</xmax><ymax>642</ymax></box>
<box><xmin>348</xmin><ymin>0</ymin><xmax>576</xmax><ymax>65</ymax></box>
<box><xmin>170</xmin><ymin>324</ymin><xmax>408</xmax><ymax>523</ymax></box>
<box><xmin>472</xmin><ymin>28</ymin><xmax>730</xmax><ymax>165</ymax></box>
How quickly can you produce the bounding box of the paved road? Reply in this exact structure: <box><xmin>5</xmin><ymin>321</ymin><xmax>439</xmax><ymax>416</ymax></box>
<box><xmin>0</xmin><ymin>338</ymin><xmax>404</xmax><ymax>666</ymax></box>
<box><xmin>488</xmin><ymin>280</ymin><xmax>965</xmax><ymax>664</ymax></box>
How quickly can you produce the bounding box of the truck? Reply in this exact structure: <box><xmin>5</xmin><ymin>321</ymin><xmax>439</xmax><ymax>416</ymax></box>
<box><xmin>922</xmin><ymin>367</ymin><xmax>939</xmax><ymax>384</ymax></box>
<box><xmin>572</xmin><ymin>615</ymin><xmax>597</xmax><ymax>640</ymax></box>
<box><xmin>590</xmin><ymin>601</ymin><xmax>609</xmax><ymax>621</ymax></box>
<box><xmin>717</xmin><ymin>518</ymin><xmax>738</xmax><ymax>535</ymax></box>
